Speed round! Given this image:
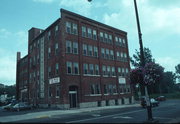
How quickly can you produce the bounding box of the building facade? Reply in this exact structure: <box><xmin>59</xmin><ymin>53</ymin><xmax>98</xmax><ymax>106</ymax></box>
<box><xmin>16</xmin><ymin>9</ymin><xmax>134</xmax><ymax>109</ymax></box>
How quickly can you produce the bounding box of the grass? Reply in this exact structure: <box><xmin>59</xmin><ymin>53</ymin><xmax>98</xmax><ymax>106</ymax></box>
<box><xmin>149</xmin><ymin>92</ymin><xmax>180</xmax><ymax>99</ymax></box>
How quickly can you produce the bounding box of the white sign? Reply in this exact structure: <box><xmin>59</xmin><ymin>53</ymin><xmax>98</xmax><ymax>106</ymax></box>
<box><xmin>119</xmin><ymin>77</ymin><xmax>126</xmax><ymax>84</ymax></box>
<box><xmin>49</xmin><ymin>77</ymin><xmax>60</xmax><ymax>84</ymax></box>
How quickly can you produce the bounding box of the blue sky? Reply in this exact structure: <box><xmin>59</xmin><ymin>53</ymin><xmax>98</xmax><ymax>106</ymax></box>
<box><xmin>0</xmin><ymin>0</ymin><xmax>180</xmax><ymax>85</ymax></box>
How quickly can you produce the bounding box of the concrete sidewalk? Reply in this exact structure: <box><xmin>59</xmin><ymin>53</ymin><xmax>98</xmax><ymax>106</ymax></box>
<box><xmin>0</xmin><ymin>104</ymin><xmax>140</xmax><ymax>122</ymax></box>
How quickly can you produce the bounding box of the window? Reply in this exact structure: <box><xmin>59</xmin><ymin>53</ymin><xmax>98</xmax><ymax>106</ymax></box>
<box><xmin>104</xmin><ymin>85</ymin><xmax>108</xmax><ymax>94</ymax></box>
<box><xmin>95</xmin><ymin>65</ymin><xmax>99</xmax><ymax>75</ymax></box>
<box><xmin>37</xmin><ymin>40</ymin><xmax>40</xmax><ymax>48</ymax></box>
<box><xmin>109</xmin><ymin>84</ymin><xmax>113</xmax><ymax>94</ymax></box>
<box><xmin>116</xmin><ymin>52</ymin><xmax>120</xmax><ymax>60</ymax></box>
<box><xmin>108</xmin><ymin>35</ymin><xmax>112</xmax><ymax>44</ymax></box>
<box><xmin>101</xmin><ymin>48</ymin><xmax>105</xmax><ymax>58</ymax></box>
<box><xmin>55</xmin><ymin>63</ymin><xmax>59</xmax><ymax>75</ymax></box>
<box><xmin>83</xmin><ymin>44</ymin><xmax>87</xmax><ymax>55</ymax></box>
<box><xmin>87</xmin><ymin>28</ymin><xmax>92</xmax><ymax>38</ymax></box>
<box><xmin>110</xmin><ymin>50</ymin><xmax>114</xmax><ymax>60</ymax></box>
<box><xmin>88</xmin><ymin>45</ymin><xmax>93</xmax><ymax>56</ymax></box>
<box><xmin>67</xmin><ymin>61</ymin><xmax>72</xmax><ymax>74</ymax></box>
<box><xmin>107</xmin><ymin>66</ymin><xmax>111</xmax><ymax>76</ymax></box>
<box><xmin>121</xmin><ymin>52</ymin><xmax>124</xmax><ymax>60</ymax></box>
<box><xmin>49</xmin><ymin>87</ymin><xmax>52</xmax><ymax>97</ymax></box>
<box><xmin>94</xmin><ymin>46</ymin><xmax>98</xmax><ymax>57</ymax></box>
<box><xmin>126</xmin><ymin>68</ymin><xmax>129</xmax><ymax>74</ymax></box>
<box><xmin>112</xmin><ymin>67</ymin><xmax>116</xmax><ymax>76</ymax></box>
<box><xmin>83</xmin><ymin>63</ymin><xmax>88</xmax><ymax>74</ymax></box>
<box><xmin>122</xmin><ymin>68</ymin><xmax>125</xmax><ymax>75</ymax></box>
<box><xmin>55</xmin><ymin>43</ymin><xmax>59</xmax><ymax>55</ymax></box>
<box><xmin>105</xmin><ymin>49</ymin><xmax>110</xmax><ymax>59</ymax></box>
<box><xmin>73</xmin><ymin>42</ymin><xmax>78</xmax><ymax>54</ymax></box>
<box><xmin>119</xmin><ymin>37</ymin><xmax>122</xmax><ymax>46</ymax></box>
<box><xmin>82</xmin><ymin>26</ymin><xmax>86</xmax><ymax>37</ymax></box>
<box><xmin>56</xmin><ymin>85</ymin><xmax>60</xmax><ymax>97</ymax></box>
<box><xmin>113</xmin><ymin>85</ymin><xmax>117</xmax><ymax>93</ymax></box>
<box><xmin>124</xmin><ymin>53</ymin><xmax>127</xmax><ymax>60</ymax></box>
<box><xmin>89</xmin><ymin>64</ymin><xmax>94</xmax><ymax>75</ymax></box>
<box><xmin>122</xmin><ymin>39</ymin><xmax>126</xmax><ymax>46</ymax></box>
<box><xmin>72</xmin><ymin>23</ymin><xmax>78</xmax><ymax>35</ymax></box>
<box><xmin>55</xmin><ymin>25</ymin><xmax>59</xmax><ymax>36</ymax></box>
<box><xmin>100</xmin><ymin>32</ymin><xmax>104</xmax><ymax>42</ymax></box>
<box><xmin>37</xmin><ymin>54</ymin><xmax>40</xmax><ymax>64</ymax></box>
<box><xmin>66</xmin><ymin>21</ymin><xmax>71</xmax><ymax>33</ymax></box>
<box><xmin>104</xmin><ymin>33</ymin><xmax>108</xmax><ymax>42</ymax></box>
<box><xmin>118</xmin><ymin>67</ymin><xmax>121</xmax><ymax>76</ymax></box>
<box><xmin>115</xmin><ymin>36</ymin><xmax>118</xmax><ymax>44</ymax></box>
<box><xmin>48</xmin><ymin>47</ymin><xmax>51</xmax><ymax>58</ymax></box>
<box><xmin>48</xmin><ymin>66</ymin><xmax>51</xmax><ymax>78</ymax></box>
<box><xmin>48</xmin><ymin>31</ymin><xmax>51</xmax><ymax>40</ymax></box>
<box><xmin>102</xmin><ymin>65</ymin><xmax>106</xmax><ymax>76</ymax></box>
<box><xmin>73</xmin><ymin>62</ymin><xmax>79</xmax><ymax>74</ymax></box>
<box><xmin>93</xmin><ymin>30</ymin><xmax>97</xmax><ymax>40</ymax></box>
<box><xmin>66</xmin><ymin>40</ymin><xmax>72</xmax><ymax>53</ymax></box>
<box><xmin>96</xmin><ymin>84</ymin><xmax>101</xmax><ymax>94</ymax></box>
<box><xmin>91</xmin><ymin>84</ymin><xmax>95</xmax><ymax>94</ymax></box>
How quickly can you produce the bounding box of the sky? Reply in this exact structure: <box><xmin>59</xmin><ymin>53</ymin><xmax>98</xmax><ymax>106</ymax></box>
<box><xmin>0</xmin><ymin>0</ymin><xmax>180</xmax><ymax>85</ymax></box>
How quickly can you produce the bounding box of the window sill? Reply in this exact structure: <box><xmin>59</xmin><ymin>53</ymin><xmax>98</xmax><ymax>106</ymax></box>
<box><xmin>83</xmin><ymin>74</ymin><xmax>100</xmax><ymax>77</ymax></box>
<box><xmin>85</xmin><ymin>94</ymin><xmax>102</xmax><ymax>96</ymax></box>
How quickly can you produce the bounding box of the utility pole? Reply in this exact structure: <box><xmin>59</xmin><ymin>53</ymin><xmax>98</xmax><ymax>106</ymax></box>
<box><xmin>133</xmin><ymin>0</ymin><xmax>154</xmax><ymax>121</ymax></box>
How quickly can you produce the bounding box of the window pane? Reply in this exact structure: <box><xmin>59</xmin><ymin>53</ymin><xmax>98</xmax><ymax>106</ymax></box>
<box><xmin>89</xmin><ymin>64</ymin><xmax>94</xmax><ymax>75</ymax></box>
<box><xmin>101</xmin><ymin>48</ymin><xmax>105</xmax><ymax>58</ymax></box>
<box><xmin>83</xmin><ymin>63</ymin><xmax>88</xmax><ymax>74</ymax></box>
<box><xmin>66</xmin><ymin>40</ymin><xmax>72</xmax><ymax>53</ymax></box>
<box><xmin>100</xmin><ymin>32</ymin><xmax>103</xmax><ymax>42</ymax></box>
<box><xmin>87</xmin><ymin>28</ymin><xmax>92</xmax><ymax>38</ymax></box>
<box><xmin>88</xmin><ymin>45</ymin><xmax>93</xmax><ymax>56</ymax></box>
<box><xmin>74</xmin><ymin>62</ymin><xmax>79</xmax><ymax>74</ymax></box>
<box><xmin>82</xmin><ymin>26</ymin><xmax>86</xmax><ymax>37</ymax></box>
<box><xmin>94</xmin><ymin>46</ymin><xmax>98</xmax><ymax>57</ymax></box>
<box><xmin>73</xmin><ymin>42</ymin><xmax>78</xmax><ymax>54</ymax></box>
<box><xmin>93</xmin><ymin>30</ymin><xmax>97</xmax><ymax>40</ymax></box>
<box><xmin>66</xmin><ymin>21</ymin><xmax>71</xmax><ymax>33</ymax></box>
<box><xmin>95</xmin><ymin>64</ymin><xmax>99</xmax><ymax>75</ymax></box>
<box><xmin>67</xmin><ymin>62</ymin><xmax>72</xmax><ymax>74</ymax></box>
<box><xmin>72</xmin><ymin>23</ymin><xmax>78</xmax><ymax>35</ymax></box>
<box><xmin>83</xmin><ymin>44</ymin><xmax>87</xmax><ymax>55</ymax></box>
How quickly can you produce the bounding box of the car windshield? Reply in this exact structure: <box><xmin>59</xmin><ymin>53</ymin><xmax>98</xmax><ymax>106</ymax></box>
<box><xmin>151</xmin><ymin>99</ymin><xmax>155</xmax><ymax>102</ymax></box>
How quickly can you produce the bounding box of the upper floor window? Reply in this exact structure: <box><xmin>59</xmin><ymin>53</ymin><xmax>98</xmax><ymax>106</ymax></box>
<box><xmin>83</xmin><ymin>44</ymin><xmax>87</xmax><ymax>55</ymax></box>
<box><xmin>55</xmin><ymin>43</ymin><xmax>59</xmax><ymax>55</ymax></box>
<box><xmin>67</xmin><ymin>61</ymin><xmax>72</xmax><ymax>74</ymax></box>
<box><xmin>66</xmin><ymin>40</ymin><xmax>72</xmax><ymax>53</ymax></box>
<box><xmin>94</xmin><ymin>46</ymin><xmax>98</xmax><ymax>57</ymax></box>
<box><xmin>73</xmin><ymin>42</ymin><xmax>78</xmax><ymax>54</ymax></box>
<box><xmin>108</xmin><ymin>35</ymin><xmax>112</xmax><ymax>44</ymax></box>
<box><xmin>48</xmin><ymin>31</ymin><xmax>51</xmax><ymax>40</ymax></box>
<box><xmin>73</xmin><ymin>62</ymin><xmax>79</xmax><ymax>74</ymax></box>
<box><xmin>101</xmin><ymin>48</ymin><xmax>105</xmax><ymax>58</ymax></box>
<box><xmin>48</xmin><ymin>47</ymin><xmax>51</xmax><ymax>59</ymax></box>
<box><xmin>110</xmin><ymin>50</ymin><xmax>114</xmax><ymax>60</ymax></box>
<box><xmin>82</xmin><ymin>26</ymin><xmax>86</xmax><ymax>37</ymax></box>
<box><xmin>83</xmin><ymin>63</ymin><xmax>88</xmax><ymax>74</ymax></box>
<box><xmin>100</xmin><ymin>32</ymin><xmax>104</xmax><ymax>42</ymax></box>
<box><xmin>87</xmin><ymin>28</ymin><xmax>92</xmax><ymax>39</ymax></box>
<box><xmin>88</xmin><ymin>45</ymin><xmax>93</xmax><ymax>56</ymax></box>
<box><xmin>89</xmin><ymin>64</ymin><xmax>94</xmax><ymax>75</ymax></box>
<box><xmin>66</xmin><ymin>21</ymin><xmax>71</xmax><ymax>34</ymax></box>
<box><xmin>72</xmin><ymin>23</ymin><xmax>78</xmax><ymax>35</ymax></box>
<box><xmin>48</xmin><ymin>66</ymin><xmax>51</xmax><ymax>78</ymax></box>
<box><xmin>95</xmin><ymin>65</ymin><xmax>99</xmax><ymax>75</ymax></box>
<box><xmin>55</xmin><ymin>25</ymin><xmax>59</xmax><ymax>36</ymax></box>
<box><xmin>55</xmin><ymin>63</ymin><xmax>59</xmax><ymax>75</ymax></box>
<box><xmin>93</xmin><ymin>30</ymin><xmax>97</xmax><ymax>40</ymax></box>
<box><xmin>104</xmin><ymin>33</ymin><xmax>108</xmax><ymax>42</ymax></box>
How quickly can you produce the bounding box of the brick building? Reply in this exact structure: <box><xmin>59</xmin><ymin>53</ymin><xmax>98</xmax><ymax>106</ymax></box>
<box><xmin>16</xmin><ymin>9</ymin><xmax>134</xmax><ymax>109</ymax></box>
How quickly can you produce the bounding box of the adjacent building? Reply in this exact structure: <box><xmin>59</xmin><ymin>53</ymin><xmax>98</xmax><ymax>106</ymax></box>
<box><xmin>16</xmin><ymin>9</ymin><xmax>134</xmax><ymax>109</ymax></box>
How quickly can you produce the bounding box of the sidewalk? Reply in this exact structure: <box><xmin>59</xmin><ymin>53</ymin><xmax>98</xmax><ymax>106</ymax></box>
<box><xmin>0</xmin><ymin>103</ymin><xmax>140</xmax><ymax>122</ymax></box>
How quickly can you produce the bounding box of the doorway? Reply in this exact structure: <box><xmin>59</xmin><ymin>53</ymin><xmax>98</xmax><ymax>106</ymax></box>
<box><xmin>69</xmin><ymin>86</ymin><xmax>78</xmax><ymax>108</ymax></box>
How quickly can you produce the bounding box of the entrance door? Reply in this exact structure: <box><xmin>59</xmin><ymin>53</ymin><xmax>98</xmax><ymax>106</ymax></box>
<box><xmin>69</xmin><ymin>91</ymin><xmax>77</xmax><ymax>108</ymax></box>
<box><xmin>69</xmin><ymin>86</ymin><xmax>78</xmax><ymax>108</ymax></box>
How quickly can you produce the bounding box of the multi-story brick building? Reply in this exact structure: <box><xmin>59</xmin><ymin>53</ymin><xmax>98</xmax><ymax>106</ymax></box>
<box><xmin>16</xmin><ymin>9</ymin><xmax>134</xmax><ymax>109</ymax></box>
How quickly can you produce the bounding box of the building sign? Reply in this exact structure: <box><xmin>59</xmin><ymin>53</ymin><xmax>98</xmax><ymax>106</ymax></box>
<box><xmin>119</xmin><ymin>77</ymin><xmax>126</xmax><ymax>84</ymax></box>
<box><xmin>49</xmin><ymin>77</ymin><xmax>60</xmax><ymax>84</ymax></box>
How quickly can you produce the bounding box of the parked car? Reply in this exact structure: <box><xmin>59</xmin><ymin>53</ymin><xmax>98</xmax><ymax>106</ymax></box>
<box><xmin>140</xmin><ymin>97</ymin><xmax>159</xmax><ymax>108</ymax></box>
<box><xmin>11</xmin><ymin>102</ymin><xmax>32</xmax><ymax>111</ymax></box>
<box><xmin>2</xmin><ymin>103</ymin><xmax>17</xmax><ymax>110</ymax></box>
<box><xmin>155</xmin><ymin>96</ymin><xmax>166</xmax><ymax>101</ymax></box>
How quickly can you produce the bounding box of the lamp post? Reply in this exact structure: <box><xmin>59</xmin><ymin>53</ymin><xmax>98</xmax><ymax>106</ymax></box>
<box><xmin>133</xmin><ymin>0</ymin><xmax>153</xmax><ymax>121</ymax></box>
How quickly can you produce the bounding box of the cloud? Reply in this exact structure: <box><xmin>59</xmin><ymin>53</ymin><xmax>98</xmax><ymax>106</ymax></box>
<box><xmin>0</xmin><ymin>49</ymin><xmax>16</xmax><ymax>85</ymax></box>
<box><xmin>59</xmin><ymin>0</ymin><xmax>92</xmax><ymax>17</ymax></box>
<box><xmin>156</xmin><ymin>57</ymin><xmax>179</xmax><ymax>72</ymax></box>
<box><xmin>33</xmin><ymin>0</ymin><xmax>56</xmax><ymax>3</ymax></box>
<box><xmin>0</xmin><ymin>28</ymin><xmax>12</xmax><ymax>38</ymax></box>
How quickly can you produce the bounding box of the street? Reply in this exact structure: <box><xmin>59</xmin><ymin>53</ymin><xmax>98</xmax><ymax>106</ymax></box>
<box><xmin>0</xmin><ymin>99</ymin><xmax>180</xmax><ymax>123</ymax></box>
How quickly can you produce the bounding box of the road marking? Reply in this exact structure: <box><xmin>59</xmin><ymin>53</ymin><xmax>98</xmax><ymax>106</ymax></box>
<box><xmin>113</xmin><ymin>116</ymin><xmax>133</xmax><ymax>119</ymax></box>
<box><xmin>154</xmin><ymin>117</ymin><xmax>173</xmax><ymax>120</ymax></box>
<box><xmin>36</xmin><ymin>115</ymin><xmax>50</xmax><ymax>119</ymax></box>
<box><xmin>92</xmin><ymin>114</ymin><xmax>101</xmax><ymax>117</ymax></box>
<box><xmin>66</xmin><ymin>109</ymin><xmax>143</xmax><ymax>123</ymax></box>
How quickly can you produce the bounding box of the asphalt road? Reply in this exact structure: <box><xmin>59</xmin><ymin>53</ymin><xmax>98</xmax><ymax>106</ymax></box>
<box><xmin>1</xmin><ymin>99</ymin><xmax>180</xmax><ymax>123</ymax></box>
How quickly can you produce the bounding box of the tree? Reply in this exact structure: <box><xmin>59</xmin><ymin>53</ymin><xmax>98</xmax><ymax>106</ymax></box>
<box><xmin>130</xmin><ymin>62</ymin><xmax>164</xmax><ymax>95</ymax></box>
<box><xmin>130</xmin><ymin>47</ymin><xmax>155</xmax><ymax>68</ymax></box>
<box><xmin>175</xmin><ymin>64</ymin><xmax>180</xmax><ymax>82</ymax></box>
<box><xmin>160</xmin><ymin>72</ymin><xmax>176</xmax><ymax>93</ymax></box>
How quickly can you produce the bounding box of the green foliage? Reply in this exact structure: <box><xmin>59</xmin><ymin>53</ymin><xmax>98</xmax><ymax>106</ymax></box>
<box><xmin>130</xmin><ymin>47</ymin><xmax>155</xmax><ymax>68</ymax></box>
<box><xmin>0</xmin><ymin>85</ymin><xmax>16</xmax><ymax>97</ymax></box>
